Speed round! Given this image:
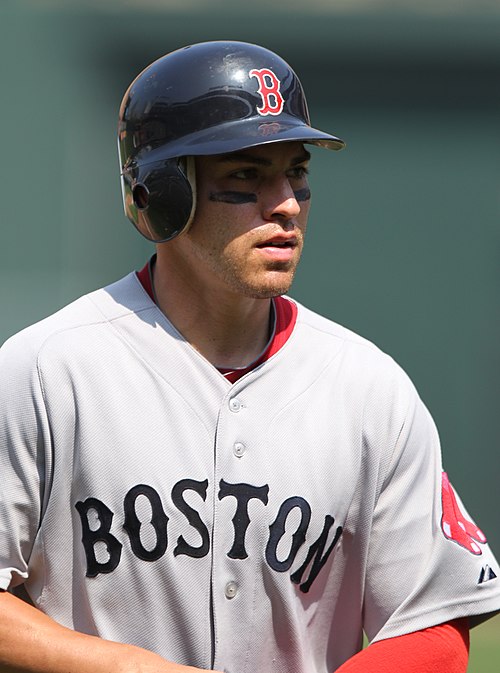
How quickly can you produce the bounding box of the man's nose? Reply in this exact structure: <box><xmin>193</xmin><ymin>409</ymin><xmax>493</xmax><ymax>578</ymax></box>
<box><xmin>261</xmin><ymin>177</ymin><xmax>302</xmax><ymax>222</ymax></box>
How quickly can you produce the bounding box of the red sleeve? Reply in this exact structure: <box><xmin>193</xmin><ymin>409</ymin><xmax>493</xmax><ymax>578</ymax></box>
<box><xmin>334</xmin><ymin>619</ymin><xmax>469</xmax><ymax>673</ymax></box>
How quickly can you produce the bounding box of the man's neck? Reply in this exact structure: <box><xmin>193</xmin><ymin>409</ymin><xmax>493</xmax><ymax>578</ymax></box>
<box><xmin>152</xmin><ymin>252</ymin><xmax>273</xmax><ymax>369</ymax></box>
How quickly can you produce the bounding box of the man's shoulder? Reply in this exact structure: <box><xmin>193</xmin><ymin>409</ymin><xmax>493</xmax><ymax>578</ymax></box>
<box><xmin>289</xmin><ymin>298</ymin><xmax>419</xmax><ymax>412</ymax></box>
<box><xmin>0</xmin><ymin>272</ymin><xmax>148</xmax><ymax>363</ymax></box>
<box><xmin>293</xmin><ymin>299</ymin><xmax>386</xmax><ymax>355</ymax></box>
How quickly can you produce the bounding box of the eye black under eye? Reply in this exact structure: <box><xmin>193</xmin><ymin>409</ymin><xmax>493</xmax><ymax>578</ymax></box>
<box><xmin>293</xmin><ymin>188</ymin><xmax>311</xmax><ymax>202</ymax></box>
<box><xmin>209</xmin><ymin>191</ymin><xmax>257</xmax><ymax>204</ymax></box>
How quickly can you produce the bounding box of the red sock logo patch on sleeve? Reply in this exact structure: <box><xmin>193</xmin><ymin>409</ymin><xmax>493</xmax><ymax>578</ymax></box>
<box><xmin>441</xmin><ymin>471</ymin><xmax>486</xmax><ymax>555</ymax></box>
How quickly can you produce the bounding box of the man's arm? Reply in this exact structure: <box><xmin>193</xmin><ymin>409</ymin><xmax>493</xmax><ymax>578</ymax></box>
<box><xmin>334</xmin><ymin>619</ymin><xmax>469</xmax><ymax>673</ymax></box>
<box><xmin>0</xmin><ymin>590</ymin><xmax>210</xmax><ymax>673</ymax></box>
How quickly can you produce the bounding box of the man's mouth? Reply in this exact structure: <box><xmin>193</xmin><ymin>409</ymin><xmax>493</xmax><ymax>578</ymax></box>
<box><xmin>257</xmin><ymin>236</ymin><xmax>297</xmax><ymax>249</ymax></box>
<box><xmin>255</xmin><ymin>236</ymin><xmax>298</xmax><ymax>262</ymax></box>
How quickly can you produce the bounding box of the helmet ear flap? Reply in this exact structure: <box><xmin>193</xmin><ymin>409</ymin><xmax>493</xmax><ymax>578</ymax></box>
<box><xmin>120</xmin><ymin>156</ymin><xmax>196</xmax><ymax>243</ymax></box>
<box><xmin>178</xmin><ymin>156</ymin><xmax>197</xmax><ymax>235</ymax></box>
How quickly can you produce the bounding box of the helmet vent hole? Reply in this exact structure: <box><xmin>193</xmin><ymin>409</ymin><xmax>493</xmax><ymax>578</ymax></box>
<box><xmin>133</xmin><ymin>184</ymin><xmax>150</xmax><ymax>210</ymax></box>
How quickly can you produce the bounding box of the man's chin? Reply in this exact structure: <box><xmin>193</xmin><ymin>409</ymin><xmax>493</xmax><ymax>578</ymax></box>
<box><xmin>242</xmin><ymin>278</ymin><xmax>295</xmax><ymax>299</ymax></box>
<box><xmin>224</xmin><ymin>266</ymin><xmax>297</xmax><ymax>299</ymax></box>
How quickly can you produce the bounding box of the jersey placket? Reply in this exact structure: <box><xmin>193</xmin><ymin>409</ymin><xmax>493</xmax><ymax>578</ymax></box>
<box><xmin>210</xmin><ymin>382</ymin><xmax>262</xmax><ymax>673</ymax></box>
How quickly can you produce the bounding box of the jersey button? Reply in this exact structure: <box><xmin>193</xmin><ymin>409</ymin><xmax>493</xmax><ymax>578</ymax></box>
<box><xmin>233</xmin><ymin>442</ymin><xmax>246</xmax><ymax>457</ymax></box>
<box><xmin>229</xmin><ymin>398</ymin><xmax>242</xmax><ymax>412</ymax></box>
<box><xmin>225</xmin><ymin>581</ymin><xmax>238</xmax><ymax>599</ymax></box>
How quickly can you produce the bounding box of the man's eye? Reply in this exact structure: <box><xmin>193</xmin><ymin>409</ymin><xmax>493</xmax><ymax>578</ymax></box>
<box><xmin>230</xmin><ymin>169</ymin><xmax>258</xmax><ymax>180</ymax></box>
<box><xmin>287</xmin><ymin>166</ymin><xmax>309</xmax><ymax>179</ymax></box>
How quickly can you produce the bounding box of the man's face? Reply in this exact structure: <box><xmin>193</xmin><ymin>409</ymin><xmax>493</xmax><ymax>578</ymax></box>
<box><xmin>169</xmin><ymin>141</ymin><xmax>311</xmax><ymax>299</ymax></box>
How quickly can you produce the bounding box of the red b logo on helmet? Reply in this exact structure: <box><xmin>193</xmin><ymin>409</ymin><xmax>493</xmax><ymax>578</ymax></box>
<box><xmin>249</xmin><ymin>68</ymin><xmax>285</xmax><ymax>116</ymax></box>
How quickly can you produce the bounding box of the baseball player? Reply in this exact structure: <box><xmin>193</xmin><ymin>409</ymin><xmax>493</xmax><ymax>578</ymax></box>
<box><xmin>0</xmin><ymin>41</ymin><xmax>499</xmax><ymax>673</ymax></box>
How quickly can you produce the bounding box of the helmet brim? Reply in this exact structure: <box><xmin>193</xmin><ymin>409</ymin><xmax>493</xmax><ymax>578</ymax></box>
<box><xmin>138</xmin><ymin>115</ymin><xmax>345</xmax><ymax>164</ymax></box>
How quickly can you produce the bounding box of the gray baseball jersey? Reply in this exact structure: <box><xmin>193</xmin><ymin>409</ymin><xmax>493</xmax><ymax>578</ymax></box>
<box><xmin>1</xmin><ymin>271</ymin><xmax>499</xmax><ymax>672</ymax></box>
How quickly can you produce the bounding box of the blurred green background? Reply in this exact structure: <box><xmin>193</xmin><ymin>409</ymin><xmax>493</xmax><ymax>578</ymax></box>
<box><xmin>0</xmin><ymin>0</ymin><xmax>498</xmax><ymax>667</ymax></box>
